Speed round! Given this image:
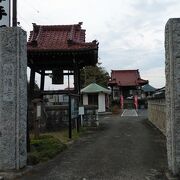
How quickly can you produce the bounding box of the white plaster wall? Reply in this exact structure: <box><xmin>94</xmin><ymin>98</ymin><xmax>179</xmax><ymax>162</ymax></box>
<box><xmin>83</xmin><ymin>94</ymin><xmax>88</xmax><ymax>105</ymax></box>
<box><xmin>98</xmin><ymin>93</ymin><xmax>106</xmax><ymax>112</ymax></box>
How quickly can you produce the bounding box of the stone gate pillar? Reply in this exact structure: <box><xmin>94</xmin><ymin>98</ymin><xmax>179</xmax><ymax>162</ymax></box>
<box><xmin>0</xmin><ymin>27</ymin><xmax>27</xmax><ymax>170</ymax></box>
<box><xmin>165</xmin><ymin>18</ymin><xmax>180</xmax><ymax>176</ymax></box>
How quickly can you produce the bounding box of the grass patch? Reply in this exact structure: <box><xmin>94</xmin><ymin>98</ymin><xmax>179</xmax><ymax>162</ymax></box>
<box><xmin>28</xmin><ymin>135</ymin><xmax>67</xmax><ymax>165</ymax></box>
<box><xmin>43</xmin><ymin>127</ymin><xmax>87</xmax><ymax>144</ymax></box>
<box><xmin>28</xmin><ymin>127</ymin><xmax>87</xmax><ymax>165</ymax></box>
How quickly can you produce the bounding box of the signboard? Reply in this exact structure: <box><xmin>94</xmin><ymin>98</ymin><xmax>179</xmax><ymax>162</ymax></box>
<box><xmin>71</xmin><ymin>97</ymin><xmax>78</xmax><ymax>119</ymax></box>
<box><xmin>79</xmin><ymin>106</ymin><xmax>84</xmax><ymax>115</ymax></box>
<box><xmin>0</xmin><ymin>0</ymin><xmax>10</xmax><ymax>27</ymax></box>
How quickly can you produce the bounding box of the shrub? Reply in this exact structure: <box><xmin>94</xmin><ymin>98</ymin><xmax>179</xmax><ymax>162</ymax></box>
<box><xmin>28</xmin><ymin>135</ymin><xmax>67</xmax><ymax>165</ymax></box>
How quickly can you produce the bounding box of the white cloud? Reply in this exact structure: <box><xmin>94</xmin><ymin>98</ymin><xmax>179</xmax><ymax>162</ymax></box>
<box><xmin>18</xmin><ymin>0</ymin><xmax>180</xmax><ymax>89</ymax></box>
<box><xmin>141</xmin><ymin>67</ymin><xmax>165</xmax><ymax>88</ymax></box>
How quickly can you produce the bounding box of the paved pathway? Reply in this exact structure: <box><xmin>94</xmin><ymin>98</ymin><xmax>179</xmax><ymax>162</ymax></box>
<box><xmin>18</xmin><ymin>113</ymin><xmax>167</xmax><ymax>180</ymax></box>
<box><xmin>121</xmin><ymin>109</ymin><xmax>138</xmax><ymax>116</ymax></box>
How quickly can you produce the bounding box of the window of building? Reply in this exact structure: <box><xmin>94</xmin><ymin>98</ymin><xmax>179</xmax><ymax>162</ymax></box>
<box><xmin>88</xmin><ymin>94</ymin><xmax>98</xmax><ymax>105</ymax></box>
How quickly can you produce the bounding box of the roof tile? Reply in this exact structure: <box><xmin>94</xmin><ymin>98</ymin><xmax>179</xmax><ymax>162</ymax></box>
<box><xmin>28</xmin><ymin>22</ymin><xmax>98</xmax><ymax>52</ymax></box>
<box><xmin>108</xmin><ymin>70</ymin><xmax>148</xmax><ymax>86</ymax></box>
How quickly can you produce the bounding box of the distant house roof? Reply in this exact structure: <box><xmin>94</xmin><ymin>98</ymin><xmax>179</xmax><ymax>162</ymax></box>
<box><xmin>28</xmin><ymin>22</ymin><xmax>98</xmax><ymax>52</ymax></box>
<box><xmin>81</xmin><ymin>83</ymin><xmax>111</xmax><ymax>94</ymax></box>
<box><xmin>142</xmin><ymin>84</ymin><xmax>156</xmax><ymax>92</ymax></box>
<box><xmin>153</xmin><ymin>87</ymin><xmax>165</xmax><ymax>98</ymax></box>
<box><xmin>108</xmin><ymin>70</ymin><xmax>148</xmax><ymax>87</ymax></box>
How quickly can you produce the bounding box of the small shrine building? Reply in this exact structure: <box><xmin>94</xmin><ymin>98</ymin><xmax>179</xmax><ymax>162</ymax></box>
<box><xmin>81</xmin><ymin>83</ymin><xmax>111</xmax><ymax>112</ymax></box>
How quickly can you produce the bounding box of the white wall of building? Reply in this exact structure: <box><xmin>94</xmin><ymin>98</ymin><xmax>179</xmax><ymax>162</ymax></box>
<box><xmin>98</xmin><ymin>93</ymin><xmax>106</xmax><ymax>112</ymax></box>
<box><xmin>82</xmin><ymin>93</ymin><xmax>107</xmax><ymax>112</ymax></box>
<box><xmin>83</xmin><ymin>94</ymin><xmax>88</xmax><ymax>105</ymax></box>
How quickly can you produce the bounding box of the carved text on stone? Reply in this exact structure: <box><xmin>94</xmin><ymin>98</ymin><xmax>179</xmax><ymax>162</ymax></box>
<box><xmin>3</xmin><ymin>63</ymin><xmax>14</xmax><ymax>101</ymax></box>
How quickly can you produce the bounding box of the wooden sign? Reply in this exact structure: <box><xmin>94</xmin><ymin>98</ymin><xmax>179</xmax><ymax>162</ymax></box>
<box><xmin>0</xmin><ymin>0</ymin><xmax>10</xmax><ymax>27</ymax></box>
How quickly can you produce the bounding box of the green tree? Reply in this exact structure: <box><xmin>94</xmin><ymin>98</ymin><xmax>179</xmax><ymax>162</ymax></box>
<box><xmin>80</xmin><ymin>65</ymin><xmax>109</xmax><ymax>88</ymax></box>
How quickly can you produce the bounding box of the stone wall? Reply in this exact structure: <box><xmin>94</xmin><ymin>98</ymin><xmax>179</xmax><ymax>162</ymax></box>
<box><xmin>165</xmin><ymin>18</ymin><xmax>180</xmax><ymax>175</ymax></box>
<box><xmin>0</xmin><ymin>27</ymin><xmax>27</xmax><ymax>170</ymax></box>
<box><xmin>149</xmin><ymin>18</ymin><xmax>180</xmax><ymax>176</ymax></box>
<box><xmin>148</xmin><ymin>98</ymin><xmax>166</xmax><ymax>135</ymax></box>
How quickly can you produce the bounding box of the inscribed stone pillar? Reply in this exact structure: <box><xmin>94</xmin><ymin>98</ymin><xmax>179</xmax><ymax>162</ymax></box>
<box><xmin>165</xmin><ymin>18</ymin><xmax>180</xmax><ymax>175</ymax></box>
<box><xmin>0</xmin><ymin>27</ymin><xmax>27</xmax><ymax>170</ymax></box>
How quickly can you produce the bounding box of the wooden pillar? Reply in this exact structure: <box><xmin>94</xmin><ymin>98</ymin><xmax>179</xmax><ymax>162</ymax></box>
<box><xmin>73</xmin><ymin>60</ymin><xmax>80</xmax><ymax>131</ymax></box>
<box><xmin>74</xmin><ymin>62</ymin><xmax>79</xmax><ymax>94</ymax></box>
<box><xmin>29</xmin><ymin>67</ymin><xmax>35</xmax><ymax>101</ymax></box>
<box><xmin>77</xmin><ymin>68</ymin><xmax>81</xmax><ymax>95</ymax></box>
<box><xmin>74</xmin><ymin>70</ymin><xmax>77</xmax><ymax>93</ymax></box>
<box><xmin>40</xmin><ymin>70</ymin><xmax>45</xmax><ymax>91</ymax></box>
<box><xmin>27</xmin><ymin>67</ymin><xmax>35</xmax><ymax>153</ymax></box>
<box><xmin>68</xmin><ymin>70</ymin><xmax>70</xmax><ymax>89</ymax></box>
<box><xmin>68</xmin><ymin>95</ymin><xmax>72</xmax><ymax>139</ymax></box>
<box><xmin>76</xmin><ymin>67</ymin><xmax>81</xmax><ymax>131</ymax></box>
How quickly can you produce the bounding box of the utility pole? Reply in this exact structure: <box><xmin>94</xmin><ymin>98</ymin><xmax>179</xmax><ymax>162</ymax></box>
<box><xmin>12</xmin><ymin>0</ymin><xmax>17</xmax><ymax>26</ymax></box>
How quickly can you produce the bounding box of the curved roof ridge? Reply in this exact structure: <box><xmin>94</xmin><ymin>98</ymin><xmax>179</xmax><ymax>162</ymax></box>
<box><xmin>28</xmin><ymin>22</ymin><xmax>98</xmax><ymax>51</ymax></box>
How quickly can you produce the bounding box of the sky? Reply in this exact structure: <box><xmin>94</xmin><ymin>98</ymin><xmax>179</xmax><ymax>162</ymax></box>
<box><xmin>17</xmin><ymin>0</ymin><xmax>180</xmax><ymax>89</ymax></box>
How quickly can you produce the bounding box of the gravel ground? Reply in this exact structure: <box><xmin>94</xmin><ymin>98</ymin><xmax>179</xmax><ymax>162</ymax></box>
<box><xmin>17</xmin><ymin>113</ymin><xmax>168</xmax><ymax>180</ymax></box>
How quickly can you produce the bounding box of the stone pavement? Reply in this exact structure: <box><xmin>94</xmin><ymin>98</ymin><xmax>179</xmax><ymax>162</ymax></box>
<box><xmin>17</xmin><ymin>111</ymin><xmax>168</xmax><ymax>180</ymax></box>
<box><xmin>121</xmin><ymin>109</ymin><xmax>138</xmax><ymax>116</ymax></box>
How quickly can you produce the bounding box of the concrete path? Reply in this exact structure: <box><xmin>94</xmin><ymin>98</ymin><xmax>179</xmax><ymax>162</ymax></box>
<box><xmin>17</xmin><ymin>114</ymin><xmax>167</xmax><ymax>180</ymax></box>
<box><xmin>121</xmin><ymin>109</ymin><xmax>138</xmax><ymax>116</ymax></box>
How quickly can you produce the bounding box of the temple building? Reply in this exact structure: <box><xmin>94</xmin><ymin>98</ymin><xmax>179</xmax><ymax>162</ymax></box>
<box><xmin>27</xmin><ymin>22</ymin><xmax>99</xmax><ymax>136</ymax></box>
<box><xmin>108</xmin><ymin>69</ymin><xmax>148</xmax><ymax>101</ymax></box>
<box><xmin>27</xmin><ymin>22</ymin><xmax>99</xmax><ymax>99</ymax></box>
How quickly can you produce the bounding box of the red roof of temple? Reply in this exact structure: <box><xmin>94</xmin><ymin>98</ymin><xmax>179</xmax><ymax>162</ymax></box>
<box><xmin>28</xmin><ymin>22</ymin><xmax>98</xmax><ymax>52</ymax></box>
<box><xmin>108</xmin><ymin>70</ymin><xmax>148</xmax><ymax>87</ymax></box>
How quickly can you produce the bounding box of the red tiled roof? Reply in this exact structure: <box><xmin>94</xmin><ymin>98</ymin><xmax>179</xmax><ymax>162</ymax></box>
<box><xmin>108</xmin><ymin>70</ymin><xmax>148</xmax><ymax>86</ymax></box>
<box><xmin>28</xmin><ymin>22</ymin><xmax>98</xmax><ymax>52</ymax></box>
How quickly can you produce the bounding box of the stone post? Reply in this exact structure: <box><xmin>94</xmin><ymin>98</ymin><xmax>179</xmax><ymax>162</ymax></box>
<box><xmin>165</xmin><ymin>18</ymin><xmax>180</xmax><ymax>176</ymax></box>
<box><xmin>0</xmin><ymin>27</ymin><xmax>27</xmax><ymax>170</ymax></box>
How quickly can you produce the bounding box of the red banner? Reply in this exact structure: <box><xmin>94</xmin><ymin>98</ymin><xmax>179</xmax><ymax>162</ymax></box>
<box><xmin>120</xmin><ymin>95</ymin><xmax>124</xmax><ymax>109</ymax></box>
<box><xmin>134</xmin><ymin>95</ymin><xmax>138</xmax><ymax>110</ymax></box>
